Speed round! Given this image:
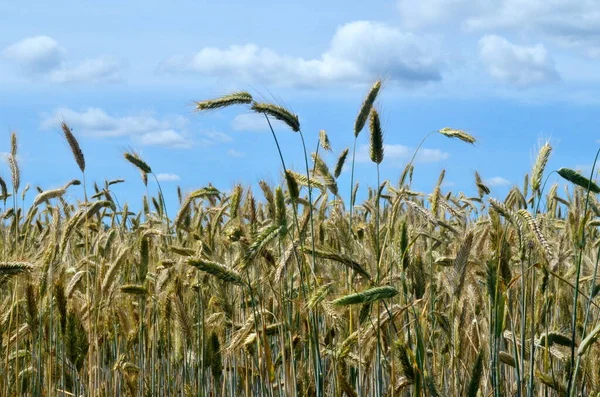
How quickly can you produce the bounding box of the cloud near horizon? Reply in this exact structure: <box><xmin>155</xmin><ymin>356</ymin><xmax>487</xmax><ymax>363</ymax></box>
<box><xmin>41</xmin><ymin>107</ymin><xmax>200</xmax><ymax>149</ymax></box>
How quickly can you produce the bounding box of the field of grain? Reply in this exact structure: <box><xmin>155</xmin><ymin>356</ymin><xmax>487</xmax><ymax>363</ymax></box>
<box><xmin>1</xmin><ymin>81</ymin><xmax>600</xmax><ymax>396</ymax></box>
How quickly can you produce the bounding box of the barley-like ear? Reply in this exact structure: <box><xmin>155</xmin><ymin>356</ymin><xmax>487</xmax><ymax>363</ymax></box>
<box><xmin>285</xmin><ymin>170</ymin><xmax>299</xmax><ymax>201</ymax></box>
<box><xmin>187</xmin><ymin>258</ymin><xmax>244</xmax><ymax>286</ymax></box>
<box><xmin>354</xmin><ymin>80</ymin><xmax>381</xmax><ymax>137</ymax></box>
<box><xmin>531</xmin><ymin>142</ymin><xmax>552</xmax><ymax>194</ymax></box>
<box><xmin>230</xmin><ymin>184</ymin><xmax>243</xmax><ymax>219</ymax></box>
<box><xmin>10</xmin><ymin>131</ymin><xmax>17</xmax><ymax>157</ymax></box>
<box><xmin>466</xmin><ymin>351</ymin><xmax>484</xmax><ymax>397</ymax></box>
<box><xmin>395</xmin><ymin>341</ymin><xmax>416</xmax><ymax>382</ymax></box>
<box><xmin>55</xmin><ymin>281</ymin><xmax>68</xmax><ymax>332</ymax></box>
<box><xmin>557</xmin><ymin>167</ymin><xmax>600</xmax><ymax>193</ymax></box>
<box><xmin>319</xmin><ymin>130</ymin><xmax>332</xmax><ymax>152</ymax></box>
<box><xmin>332</xmin><ymin>285</ymin><xmax>398</xmax><ymax>306</ymax></box>
<box><xmin>61</xmin><ymin>122</ymin><xmax>86</xmax><ymax>173</ymax></box>
<box><xmin>251</xmin><ymin>102</ymin><xmax>300</xmax><ymax>132</ymax></box>
<box><xmin>120</xmin><ymin>284</ymin><xmax>148</xmax><ymax>296</ymax></box>
<box><xmin>195</xmin><ymin>91</ymin><xmax>253</xmax><ymax>111</ymax></box>
<box><xmin>275</xmin><ymin>186</ymin><xmax>286</xmax><ymax>227</ymax></box>
<box><xmin>7</xmin><ymin>154</ymin><xmax>20</xmax><ymax>192</ymax></box>
<box><xmin>369</xmin><ymin>108</ymin><xmax>384</xmax><ymax>164</ymax></box>
<box><xmin>25</xmin><ymin>283</ymin><xmax>38</xmax><ymax>333</ymax></box>
<box><xmin>124</xmin><ymin>151</ymin><xmax>152</xmax><ymax>174</ymax></box>
<box><xmin>518</xmin><ymin>209</ymin><xmax>553</xmax><ymax>261</ymax></box>
<box><xmin>438</xmin><ymin>127</ymin><xmax>476</xmax><ymax>144</ymax></box>
<box><xmin>0</xmin><ymin>262</ymin><xmax>34</xmax><ymax>275</ymax></box>
<box><xmin>303</xmin><ymin>246</ymin><xmax>371</xmax><ymax>280</ymax></box>
<box><xmin>312</xmin><ymin>153</ymin><xmax>338</xmax><ymax>195</ymax></box>
<box><xmin>537</xmin><ymin>331</ymin><xmax>573</xmax><ymax>347</ymax></box>
<box><xmin>334</xmin><ymin>148</ymin><xmax>349</xmax><ymax>179</ymax></box>
<box><xmin>32</xmin><ymin>187</ymin><xmax>67</xmax><ymax>207</ymax></box>
<box><xmin>0</xmin><ymin>176</ymin><xmax>7</xmax><ymax>200</ymax></box>
<box><xmin>474</xmin><ymin>171</ymin><xmax>490</xmax><ymax>196</ymax></box>
<box><xmin>452</xmin><ymin>231</ymin><xmax>474</xmax><ymax>298</ymax></box>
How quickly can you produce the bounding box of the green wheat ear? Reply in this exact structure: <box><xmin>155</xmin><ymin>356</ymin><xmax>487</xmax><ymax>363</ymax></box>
<box><xmin>195</xmin><ymin>91</ymin><xmax>253</xmax><ymax>111</ymax></box>
<box><xmin>354</xmin><ymin>80</ymin><xmax>382</xmax><ymax>137</ymax></box>
<box><xmin>124</xmin><ymin>151</ymin><xmax>152</xmax><ymax>174</ymax></box>
<box><xmin>0</xmin><ymin>262</ymin><xmax>34</xmax><ymax>276</ymax></box>
<box><xmin>558</xmin><ymin>167</ymin><xmax>600</xmax><ymax>193</ymax></box>
<box><xmin>251</xmin><ymin>102</ymin><xmax>300</xmax><ymax>132</ymax></box>
<box><xmin>61</xmin><ymin>121</ymin><xmax>86</xmax><ymax>173</ymax></box>
<box><xmin>332</xmin><ymin>285</ymin><xmax>398</xmax><ymax>306</ymax></box>
<box><xmin>369</xmin><ymin>108</ymin><xmax>384</xmax><ymax>164</ymax></box>
<box><xmin>284</xmin><ymin>170</ymin><xmax>299</xmax><ymax>202</ymax></box>
<box><xmin>187</xmin><ymin>258</ymin><xmax>244</xmax><ymax>286</ymax></box>
<box><xmin>120</xmin><ymin>284</ymin><xmax>148</xmax><ymax>296</ymax></box>
<box><xmin>334</xmin><ymin>148</ymin><xmax>349</xmax><ymax>179</ymax></box>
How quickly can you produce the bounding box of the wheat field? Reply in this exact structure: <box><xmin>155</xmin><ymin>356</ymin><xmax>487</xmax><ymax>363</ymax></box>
<box><xmin>1</xmin><ymin>81</ymin><xmax>600</xmax><ymax>396</ymax></box>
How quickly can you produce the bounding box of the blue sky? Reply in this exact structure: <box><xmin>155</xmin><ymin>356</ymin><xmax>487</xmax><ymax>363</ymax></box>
<box><xmin>2</xmin><ymin>0</ymin><xmax>600</xmax><ymax>212</ymax></box>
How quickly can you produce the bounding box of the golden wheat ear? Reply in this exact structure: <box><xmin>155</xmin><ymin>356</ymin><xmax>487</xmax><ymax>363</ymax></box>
<box><xmin>319</xmin><ymin>130</ymin><xmax>332</xmax><ymax>152</ymax></box>
<box><xmin>530</xmin><ymin>142</ymin><xmax>552</xmax><ymax>194</ymax></box>
<box><xmin>195</xmin><ymin>91</ymin><xmax>253</xmax><ymax>111</ymax></box>
<box><xmin>438</xmin><ymin>127</ymin><xmax>476</xmax><ymax>144</ymax></box>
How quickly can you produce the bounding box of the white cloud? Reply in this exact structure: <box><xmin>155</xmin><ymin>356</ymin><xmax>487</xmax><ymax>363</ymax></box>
<box><xmin>356</xmin><ymin>143</ymin><xmax>449</xmax><ymax>164</ymax></box>
<box><xmin>485</xmin><ymin>176</ymin><xmax>511</xmax><ymax>187</ymax></box>
<box><xmin>156</xmin><ymin>173</ymin><xmax>181</xmax><ymax>182</ymax></box>
<box><xmin>398</xmin><ymin>0</ymin><xmax>600</xmax><ymax>57</ymax></box>
<box><xmin>49</xmin><ymin>57</ymin><xmax>122</xmax><ymax>84</ymax></box>
<box><xmin>2</xmin><ymin>36</ymin><xmax>122</xmax><ymax>83</ymax></box>
<box><xmin>2</xmin><ymin>36</ymin><xmax>64</xmax><ymax>73</ymax></box>
<box><xmin>161</xmin><ymin>21</ymin><xmax>442</xmax><ymax>87</ymax></box>
<box><xmin>201</xmin><ymin>130</ymin><xmax>232</xmax><ymax>143</ymax></box>
<box><xmin>227</xmin><ymin>149</ymin><xmax>246</xmax><ymax>158</ymax></box>
<box><xmin>137</xmin><ymin>130</ymin><xmax>191</xmax><ymax>149</ymax></box>
<box><xmin>41</xmin><ymin>107</ymin><xmax>192</xmax><ymax>148</ymax></box>
<box><xmin>479</xmin><ymin>35</ymin><xmax>559</xmax><ymax>87</ymax></box>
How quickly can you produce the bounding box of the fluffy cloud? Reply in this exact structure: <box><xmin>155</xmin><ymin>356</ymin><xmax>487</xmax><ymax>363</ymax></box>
<box><xmin>398</xmin><ymin>0</ymin><xmax>600</xmax><ymax>57</ymax></box>
<box><xmin>161</xmin><ymin>21</ymin><xmax>442</xmax><ymax>87</ymax></box>
<box><xmin>2</xmin><ymin>36</ymin><xmax>122</xmax><ymax>83</ymax></box>
<box><xmin>485</xmin><ymin>176</ymin><xmax>511</xmax><ymax>187</ymax></box>
<box><xmin>479</xmin><ymin>35</ymin><xmax>559</xmax><ymax>87</ymax></box>
<box><xmin>356</xmin><ymin>143</ymin><xmax>449</xmax><ymax>164</ymax></box>
<box><xmin>156</xmin><ymin>173</ymin><xmax>181</xmax><ymax>182</ymax></box>
<box><xmin>49</xmin><ymin>57</ymin><xmax>122</xmax><ymax>84</ymax></box>
<box><xmin>2</xmin><ymin>36</ymin><xmax>64</xmax><ymax>73</ymax></box>
<box><xmin>137</xmin><ymin>130</ymin><xmax>191</xmax><ymax>149</ymax></box>
<box><xmin>41</xmin><ymin>108</ymin><xmax>194</xmax><ymax>148</ymax></box>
